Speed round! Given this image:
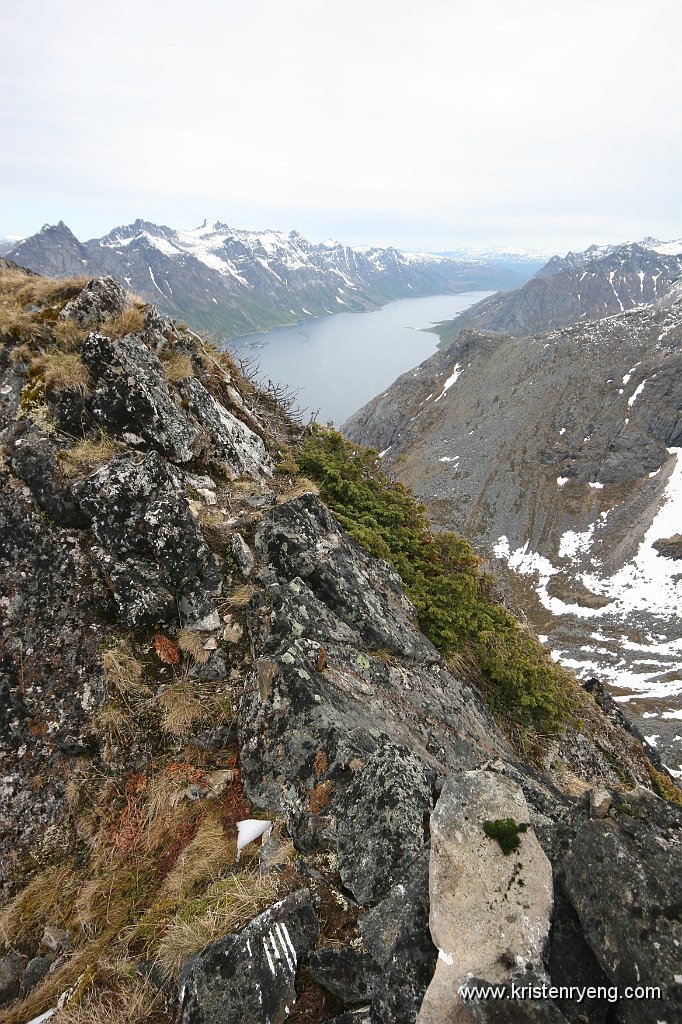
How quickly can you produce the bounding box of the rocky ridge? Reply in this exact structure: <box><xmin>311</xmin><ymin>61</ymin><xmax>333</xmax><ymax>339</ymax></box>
<box><xmin>0</xmin><ymin>267</ymin><xmax>680</xmax><ymax>1024</ymax></box>
<box><xmin>7</xmin><ymin>221</ymin><xmax>521</xmax><ymax>341</ymax></box>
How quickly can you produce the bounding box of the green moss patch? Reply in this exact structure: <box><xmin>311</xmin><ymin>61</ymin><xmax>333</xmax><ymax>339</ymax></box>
<box><xmin>483</xmin><ymin>818</ymin><xmax>529</xmax><ymax>856</ymax></box>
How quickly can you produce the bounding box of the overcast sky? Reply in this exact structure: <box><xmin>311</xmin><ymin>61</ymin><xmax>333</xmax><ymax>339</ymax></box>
<box><xmin>1</xmin><ymin>0</ymin><xmax>680</xmax><ymax>253</ymax></box>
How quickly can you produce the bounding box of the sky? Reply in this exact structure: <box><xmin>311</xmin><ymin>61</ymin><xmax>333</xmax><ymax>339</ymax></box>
<box><xmin>1</xmin><ymin>0</ymin><xmax>680</xmax><ymax>254</ymax></box>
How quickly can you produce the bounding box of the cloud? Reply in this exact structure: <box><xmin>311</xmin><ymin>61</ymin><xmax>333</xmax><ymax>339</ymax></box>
<box><xmin>1</xmin><ymin>0</ymin><xmax>680</xmax><ymax>250</ymax></box>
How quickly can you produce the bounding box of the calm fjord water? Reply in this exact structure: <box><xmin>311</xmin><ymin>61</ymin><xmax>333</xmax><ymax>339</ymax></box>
<box><xmin>226</xmin><ymin>291</ymin><xmax>493</xmax><ymax>424</ymax></box>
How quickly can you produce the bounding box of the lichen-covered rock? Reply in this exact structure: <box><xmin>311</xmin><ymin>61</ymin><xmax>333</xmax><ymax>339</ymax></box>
<box><xmin>75</xmin><ymin>450</ymin><xmax>220</xmax><ymax>628</ymax></box>
<box><xmin>561</xmin><ymin>793</ymin><xmax>682</xmax><ymax>1024</ymax></box>
<box><xmin>0</xmin><ymin>952</ymin><xmax>22</xmax><ymax>1007</ymax></box>
<box><xmin>178</xmin><ymin>889</ymin><xmax>318</xmax><ymax>1024</ymax></box>
<box><xmin>232</xmin><ymin>532</ymin><xmax>255</xmax><ymax>578</ymax></box>
<box><xmin>308</xmin><ymin>947</ymin><xmax>380</xmax><ymax>1007</ymax></box>
<box><xmin>0</xmin><ymin>476</ymin><xmax>107</xmax><ymax>888</ymax></box>
<box><xmin>417</xmin><ymin>771</ymin><xmax>555</xmax><ymax>1024</ymax></box>
<box><xmin>178</xmin><ymin>377</ymin><xmax>273</xmax><ymax>478</ymax></box>
<box><xmin>254</xmin><ymin>494</ymin><xmax>438</xmax><ymax>661</ymax></box>
<box><xmin>335</xmin><ymin>744</ymin><xmax>435</xmax><ymax>905</ymax></box>
<box><xmin>61</xmin><ymin>275</ymin><xmax>129</xmax><ymax>324</ymax></box>
<box><xmin>82</xmin><ymin>331</ymin><xmax>198</xmax><ymax>462</ymax></box>
<box><xmin>90</xmin><ymin>547</ymin><xmax>176</xmax><ymax>627</ymax></box>
<box><xmin>9</xmin><ymin>432</ymin><xmax>87</xmax><ymax>527</ymax></box>
<box><xmin>359</xmin><ymin>851</ymin><xmax>438</xmax><ymax>1024</ymax></box>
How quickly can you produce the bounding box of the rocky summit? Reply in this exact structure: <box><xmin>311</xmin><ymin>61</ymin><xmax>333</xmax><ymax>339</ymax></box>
<box><xmin>344</xmin><ymin>248</ymin><xmax>682</xmax><ymax>775</ymax></box>
<box><xmin>0</xmin><ymin>264</ymin><xmax>680</xmax><ymax>1024</ymax></box>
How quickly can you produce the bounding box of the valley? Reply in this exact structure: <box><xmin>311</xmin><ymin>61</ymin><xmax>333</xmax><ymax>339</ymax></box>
<box><xmin>344</xmin><ymin>240</ymin><xmax>682</xmax><ymax>774</ymax></box>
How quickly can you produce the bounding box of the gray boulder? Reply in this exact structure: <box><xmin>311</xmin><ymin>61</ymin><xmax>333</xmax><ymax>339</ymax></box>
<box><xmin>360</xmin><ymin>851</ymin><xmax>438</xmax><ymax>1024</ymax></box>
<box><xmin>254</xmin><ymin>493</ymin><xmax>438</xmax><ymax>661</ymax></box>
<box><xmin>562</xmin><ymin>793</ymin><xmax>682</xmax><ymax>1024</ymax></box>
<box><xmin>178</xmin><ymin>888</ymin><xmax>318</xmax><ymax>1024</ymax></box>
<box><xmin>82</xmin><ymin>331</ymin><xmax>198</xmax><ymax>462</ymax></box>
<box><xmin>178</xmin><ymin>377</ymin><xmax>273</xmax><ymax>478</ymax></box>
<box><xmin>61</xmin><ymin>275</ymin><xmax>129</xmax><ymax>324</ymax></box>
<box><xmin>335</xmin><ymin>743</ymin><xmax>435</xmax><ymax>905</ymax></box>
<box><xmin>417</xmin><ymin>771</ymin><xmax>555</xmax><ymax>1024</ymax></box>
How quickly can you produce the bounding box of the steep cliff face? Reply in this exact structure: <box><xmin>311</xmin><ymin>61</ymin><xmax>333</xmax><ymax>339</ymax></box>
<box><xmin>7</xmin><ymin>221</ymin><xmax>519</xmax><ymax>340</ymax></box>
<box><xmin>0</xmin><ymin>266</ymin><xmax>679</xmax><ymax>1024</ymax></box>
<box><xmin>435</xmin><ymin>240</ymin><xmax>682</xmax><ymax>345</ymax></box>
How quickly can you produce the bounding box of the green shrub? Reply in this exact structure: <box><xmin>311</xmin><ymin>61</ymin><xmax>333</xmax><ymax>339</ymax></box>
<box><xmin>296</xmin><ymin>427</ymin><xmax>576</xmax><ymax>736</ymax></box>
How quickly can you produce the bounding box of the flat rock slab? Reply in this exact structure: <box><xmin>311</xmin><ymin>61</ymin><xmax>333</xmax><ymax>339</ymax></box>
<box><xmin>179</xmin><ymin>888</ymin><xmax>318</xmax><ymax>1024</ymax></box>
<box><xmin>417</xmin><ymin>771</ymin><xmax>554</xmax><ymax>1024</ymax></box>
<box><xmin>335</xmin><ymin>743</ymin><xmax>435</xmax><ymax>906</ymax></box>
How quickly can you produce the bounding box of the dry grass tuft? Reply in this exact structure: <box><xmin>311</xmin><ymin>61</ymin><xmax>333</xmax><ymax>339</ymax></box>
<box><xmin>177</xmin><ymin>630</ymin><xmax>212</xmax><ymax>665</ymax></box>
<box><xmin>52</xmin><ymin>959</ymin><xmax>165</xmax><ymax>1024</ymax></box>
<box><xmin>158</xmin><ymin>682</ymin><xmax>208</xmax><ymax>738</ymax></box>
<box><xmin>226</xmin><ymin>584</ymin><xmax>256</xmax><ymax>608</ymax></box>
<box><xmin>31</xmin><ymin>351</ymin><xmax>90</xmax><ymax>391</ymax></box>
<box><xmin>0</xmin><ymin>269</ymin><xmax>88</xmax><ymax>305</ymax></box>
<box><xmin>99</xmin><ymin>307</ymin><xmax>146</xmax><ymax>339</ymax></box>
<box><xmin>155</xmin><ymin>870</ymin><xmax>279</xmax><ymax>977</ymax></box>
<box><xmin>0</xmin><ymin>305</ymin><xmax>46</xmax><ymax>344</ymax></box>
<box><xmin>92</xmin><ymin>702</ymin><xmax>135</xmax><ymax>744</ymax></box>
<box><xmin>162</xmin><ymin>350</ymin><xmax>194</xmax><ymax>381</ymax></box>
<box><xmin>102</xmin><ymin>644</ymin><xmax>147</xmax><ymax>696</ymax></box>
<box><xmin>0</xmin><ymin>864</ymin><xmax>80</xmax><ymax>946</ymax></box>
<box><xmin>162</xmin><ymin>818</ymin><xmax>235</xmax><ymax>898</ymax></box>
<box><xmin>275</xmin><ymin>478</ymin><xmax>320</xmax><ymax>502</ymax></box>
<box><xmin>52</xmin><ymin>317</ymin><xmax>90</xmax><ymax>351</ymax></box>
<box><xmin>58</xmin><ymin>433</ymin><xmax>122</xmax><ymax>477</ymax></box>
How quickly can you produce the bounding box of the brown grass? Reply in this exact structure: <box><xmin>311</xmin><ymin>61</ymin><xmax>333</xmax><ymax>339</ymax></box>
<box><xmin>52</xmin><ymin>317</ymin><xmax>90</xmax><ymax>351</ymax></box>
<box><xmin>225</xmin><ymin>584</ymin><xmax>256</xmax><ymax>608</ymax></box>
<box><xmin>162</xmin><ymin>350</ymin><xmax>194</xmax><ymax>381</ymax></box>
<box><xmin>0</xmin><ymin>863</ymin><xmax>80</xmax><ymax>946</ymax></box>
<box><xmin>99</xmin><ymin>307</ymin><xmax>146</xmax><ymax>339</ymax></box>
<box><xmin>102</xmin><ymin>644</ymin><xmax>148</xmax><ymax>696</ymax></box>
<box><xmin>58</xmin><ymin>434</ymin><xmax>122</xmax><ymax>477</ymax></box>
<box><xmin>275</xmin><ymin>478</ymin><xmax>320</xmax><ymax>502</ymax></box>
<box><xmin>154</xmin><ymin>870</ymin><xmax>279</xmax><ymax>977</ymax></box>
<box><xmin>0</xmin><ymin>305</ymin><xmax>46</xmax><ymax>344</ymax></box>
<box><xmin>52</xmin><ymin>966</ymin><xmax>165</xmax><ymax>1024</ymax></box>
<box><xmin>162</xmin><ymin>818</ymin><xmax>236</xmax><ymax>898</ymax></box>
<box><xmin>158</xmin><ymin>682</ymin><xmax>208</xmax><ymax>738</ymax></box>
<box><xmin>31</xmin><ymin>351</ymin><xmax>90</xmax><ymax>391</ymax></box>
<box><xmin>0</xmin><ymin>269</ymin><xmax>88</xmax><ymax>307</ymax></box>
<box><xmin>177</xmin><ymin>630</ymin><xmax>212</xmax><ymax>665</ymax></box>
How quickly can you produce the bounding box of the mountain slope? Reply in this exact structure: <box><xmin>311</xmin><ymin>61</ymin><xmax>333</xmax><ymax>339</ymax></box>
<box><xmin>1</xmin><ymin>265</ymin><xmax>680</xmax><ymax>1024</ymax></box>
<box><xmin>434</xmin><ymin>239</ymin><xmax>682</xmax><ymax>345</ymax></box>
<box><xmin>8</xmin><ymin>220</ymin><xmax>519</xmax><ymax>340</ymax></box>
<box><xmin>344</xmin><ymin>279</ymin><xmax>682</xmax><ymax>770</ymax></box>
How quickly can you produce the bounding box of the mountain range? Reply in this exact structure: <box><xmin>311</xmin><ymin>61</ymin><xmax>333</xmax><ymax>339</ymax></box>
<box><xmin>433</xmin><ymin>238</ymin><xmax>682</xmax><ymax>344</ymax></box>
<box><xmin>6</xmin><ymin>220</ymin><xmax>524</xmax><ymax>339</ymax></box>
<box><xmin>344</xmin><ymin>239</ymin><xmax>682</xmax><ymax>773</ymax></box>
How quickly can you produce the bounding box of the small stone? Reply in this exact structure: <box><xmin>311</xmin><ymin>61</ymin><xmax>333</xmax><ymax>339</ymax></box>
<box><xmin>231</xmin><ymin>533</ymin><xmax>255</xmax><ymax>578</ymax></box>
<box><xmin>22</xmin><ymin>955</ymin><xmax>53</xmax><ymax>993</ymax></box>
<box><xmin>589</xmin><ymin>787</ymin><xmax>612</xmax><ymax>818</ymax></box>
<box><xmin>223</xmin><ymin>622</ymin><xmax>244</xmax><ymax>643</ymax></box>
<box><xmin>42</xmin><ymin>924</ymin><xmax>72</xmax><ymax>953</ymax></box>
<box><xmin>0</xmin><ymin>952</ymin><xmax>22</xmax><ymax>1007</ymax></box>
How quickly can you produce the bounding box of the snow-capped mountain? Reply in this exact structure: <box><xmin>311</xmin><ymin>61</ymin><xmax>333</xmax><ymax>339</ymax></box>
<box><xmin>438</xmin><ymin>244</ymin><xmax>555</xmax><ymax>270</ymax></box>
<box><xmin>435</xmin><ymin>240</ymin><xmax>682</xmax><ymax>345</ymax></box>
<box><xmin>7</xmin><ymin>220</ymin><xmax>519</xmax><ymax>339</ymax></box>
